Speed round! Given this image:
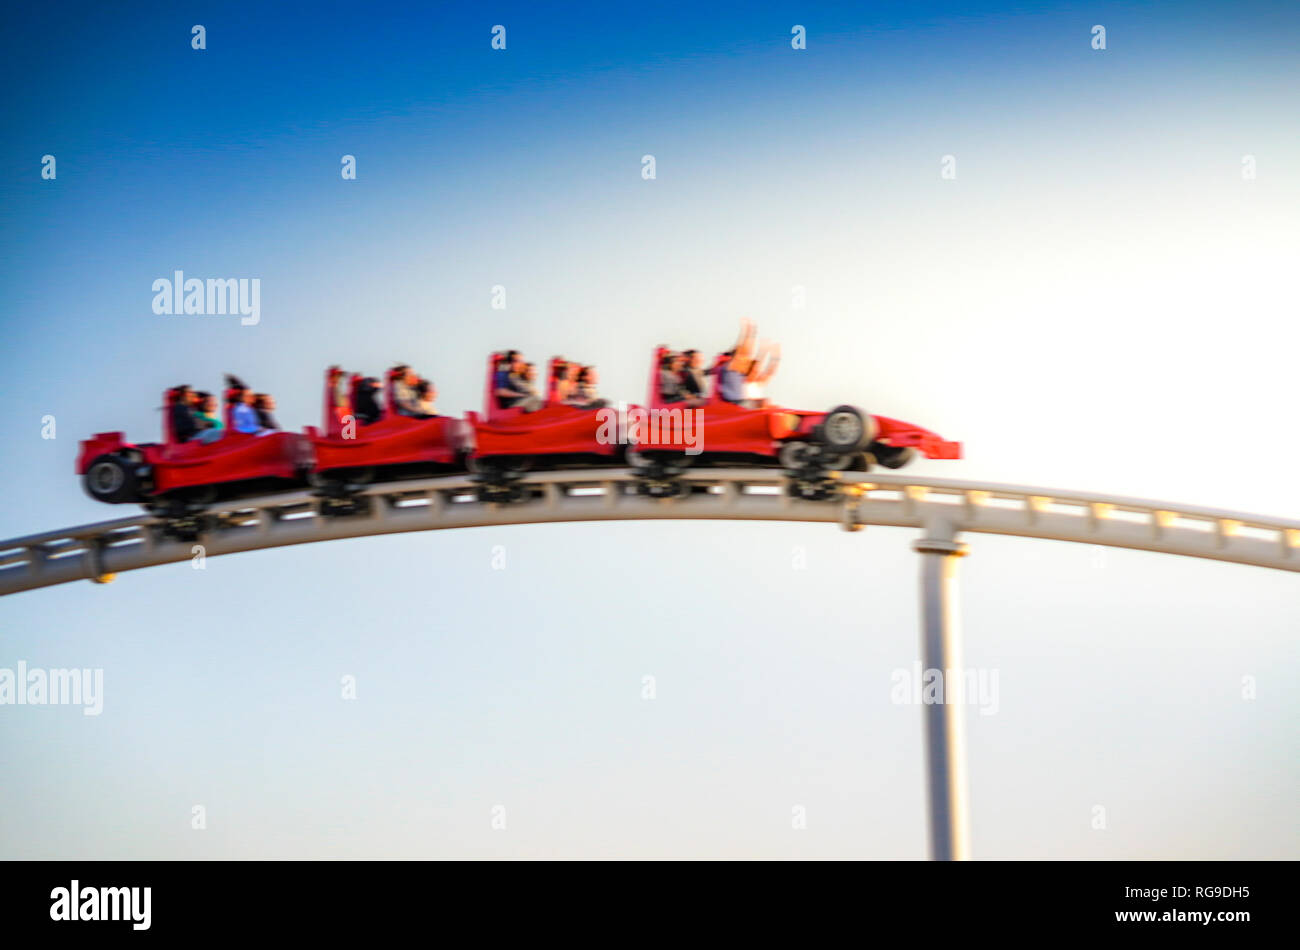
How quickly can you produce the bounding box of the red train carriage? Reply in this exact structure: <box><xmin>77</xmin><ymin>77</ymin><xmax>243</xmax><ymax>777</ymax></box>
<box><xmin>305</xmin><ymin>366</ymin><xmax>471</xmax><ymax>487</ymax></box>
<box><xmin>630</xmin><ymin>345</ymin><xmax>961</xmax><ymax>474</ymax></box>
<box><xmin>77</xmin><ymin>386</ymin><xmax>310</xmax><ymax>507</ymax></box>
<box><xmin>466</xmin><ymin>353</ymin><xmax>627</xmax><ymax>477</ymax></box>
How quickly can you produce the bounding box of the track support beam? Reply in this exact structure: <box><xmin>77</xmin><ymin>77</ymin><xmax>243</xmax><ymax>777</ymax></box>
<box><xmin>913</xmin><ymin>520</ymin><xmax>971</xmax><ymax>861</ymax></box>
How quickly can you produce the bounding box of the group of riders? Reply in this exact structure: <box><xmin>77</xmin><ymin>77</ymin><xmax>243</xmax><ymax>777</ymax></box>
<box><xmin>168</xmin><ymin>376</ymin><xmax>280</xmax><ymax>444</ymax></box>
<box><xmin>350</xmin><ymin>364</ymin><xmax>438</xmax><ymax>424</ymax></box>
<box><xmin>167</xmin><ymin>320</ymin><xmax>781</xmax><ymax>444</ymax></box>
<box><xmin>491</xmin><ymin>351</ymin><xmax>606</xmax><ymax>413</ymax></box>
<box><xmin>659</xmin><ymin>318</ymin><xmax>779</xmax><ymax>409</ymax></box>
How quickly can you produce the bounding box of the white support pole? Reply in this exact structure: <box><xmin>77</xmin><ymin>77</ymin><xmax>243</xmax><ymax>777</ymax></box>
<box><xmin>913</xmin><ymin>522</ymin><xmax>971</xmax><ymax>861</ymax></box>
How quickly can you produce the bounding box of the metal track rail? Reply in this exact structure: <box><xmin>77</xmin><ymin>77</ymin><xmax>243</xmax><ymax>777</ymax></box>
<box><xmin>2</xmin><ymin>468</ymin><xmax>1297</xmax><ymax>596</ymax></box>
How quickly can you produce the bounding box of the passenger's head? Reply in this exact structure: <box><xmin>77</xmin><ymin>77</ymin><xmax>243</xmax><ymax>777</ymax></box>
<box><xmin>660</xmin><ymin>353</ymin><xmax>675</xmax><ymax>370</ymax></box>
<box><xmin>243</xmin><ymin>389</ymin><xmax>257</xmax><ymax>405</ymax></box>
<box><xmin>565</xmin><ymin>361</ymin><xmax>580</xmax><ymax>380</ymax></box>
<box><xmin>171</xmin><ymin>386</ymin><xmax>190</xmax><ymax>405</ymax></box>
<box><xmin>255</xmin><ymin>393</ymin><xmax>275</xmax><ymax>410</ymax></box>
<box><xmin>578</xmin><ymin>366</ymin><xmax>598</xmax><ymax>386</ymax></box>
<box><xmin>501</xmin><ymin>350</ymin><xmax>521</xmax><ymax>371</ymax></box>
<box><xmin>196</xmin><ymin>391</ymin><xmax>216</xmax><ymax>414</ymax></box>
<box><xmin>683</xmin><ymin>349</ymin><xmax>699</xmax><ymax>368</ymax></box>
<box><xmin>224</xmin><ymin>374</ymin><xmax>249</xmax><ymax>403</ymax></box>
<box><xmin>523</xmin><ymin>362</ymin><xmax>535</xmax><ymax>381</ymax></box>
<box><xmin>415</xmin><ymin>379</ymin><xmax>430</xmax><ymax>397</ymax></box>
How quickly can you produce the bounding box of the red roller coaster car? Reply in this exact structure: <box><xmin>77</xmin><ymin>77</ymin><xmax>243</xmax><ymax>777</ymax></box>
<box><xmin>305</xmin><ymin>366</ymin><xmax>471</xmax><ymax>486</ymax></box>
<box><xmin>466</xmin><ymin>353</ymin><xmax>627</xmax><ymax>476</ymax></box>
<box><xmin>629</xmin><ymin>345</ymin><xmax>960</xmax><ymax>485</ymax></box>
<box><xmin>77</xmin><ymin>385</ymin><xmax>310</xmax><ymax>508</ymax></box>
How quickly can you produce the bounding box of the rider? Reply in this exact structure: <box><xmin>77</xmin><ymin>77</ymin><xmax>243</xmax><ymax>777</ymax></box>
<box><xmin>416</xmin><ymin>379</ymin><xmax>438</xmax><ymax>416</ymax></box>
<box><xmin>391</xmin><ymin>365</ymin><xmax>431</xmax><ymax>418</ymax></box>
<box><xmin>742</xmin><ymin>342</ymin><xmax>780</xmax><ymax>407</ymax></box>
<box><xmin>716</xmin><ymin>320</ymin><xmax>779</xmax><ymax>407</ymax></box>
<box><xmin>659</xmin><ymin>353</ymin><xmax>684</xmax><ymax>403</ymax></box>
<box><xmin>713</xmin><ymin>319</ymin><xmax>753</xmax><ymax>404</ymax></box>
<box><xmin>493</xmin><ymin>351</ymin><xmax>519</xmax><ymax>408</ymax></box>
<box><xmin>574</xmin><ymin>366</ymin><xmax>607</xmax><ymax>409</ymax></box>
<box><xmin>676</xmin><ymin>350</ymin><xmax>708</xmax><ymax>407</ymax></box>
<box><xmin>230</xmin><ymin>389</ymin><xmax>259</xmax><ymax>433</ymax></box>
<box><xmin>232</xmin><ymin>389</ymin><xmax>267</xmax><ymax>434</ymax></box>
<box><xmin>555</xmin><ymin>360</ymin><xmax>578</xmax><ymax>405</ymax></box>
<box><xmin>194</xmin><ymin>391</ymin><xmax>224</xmax><ymax>444</ymax></box>
<box><xmin>518</xmin><ymin>363</ymin><xmax>543</xmax><ymax>409</ymax></box>
<box><xmin>254</xmin><ymin>393</ymin><xmax>279</xmax><ymax>429</ymax></box>
<box><xmin>169</xmin><ymin>385</ymin><xmax>199</xmax><ymax>442</ymax></box>
<box><xmin>353</xmin><ymin>377</ymin><xmax>382</xmax><ymax>425</ymax></box>
<box><xmin>495</xmin><ymin>352</ymin><xmax>541</xmax><ymax>411</ymax></box>
<box><xmin>717</xmin><ymin>351</ymin><xmax>746</xmax><ymax>404</ymax></box>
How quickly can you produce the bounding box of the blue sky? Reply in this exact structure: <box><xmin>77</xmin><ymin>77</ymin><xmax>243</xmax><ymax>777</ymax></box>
<box><xmin>1</xmin><ymin>0</ymin><xmax>1297</xmax><ymax>858</ymax></box>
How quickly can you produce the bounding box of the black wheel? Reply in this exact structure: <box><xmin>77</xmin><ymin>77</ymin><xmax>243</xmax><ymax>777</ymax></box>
<box><xmin>161</xmin><ymin>515</ymin><xmax>211</xmax><ymax>543</ymax></box>
<box><xmin>873</xmin><ymin>444</ymin><xmax>917</xmax><ymax>470</ymax></box>
<box><xmin>846</xmin><ymin>452</ymin><xmax>873</xmax><ymax>473</ymax></box>
<box><xmin>181</xmin><ymin>484</ymin><xmax>219</xmax><ymax>506</ymax></box>
<box><xmin>778</xmin><ymin>441</ymin><xmax>810</xmax><ymax>470</ymax></box>
<box><xmin>468</xmin><ymin>456</ymin><xmax>530</xmax><ymax>479</ymax></box>
<box><xmin>818</xmin><ymin>405</ymin><xmax>875</xmax><ymax>452</ymax></box>
<box><xmin>348</xmin><ymin>466</ymin><xmax>376</xmax><ymax>485</ymax></box>
<box><xmin>317</xmin><ymin>494</ymin><xmax>369</xmax><ymax>518</ymax></box>
<box><xmin>786</xmin><ymin>478</ymin><xmax>836</xmax><ymax>502</ymax></box>
<box><xmin>642</xmin><ymin>479</ymin><xmax>688</xmax><ymax>499</ymax></box>
<box><xmin>84</xmin><ymin>454</ymin><xmax>138</xmax><ymax>504</ymax></box>
<box><xmin>477</xmin><ymin>481</ymin><xmax>526</xmax><ymax>504</ymax></box>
